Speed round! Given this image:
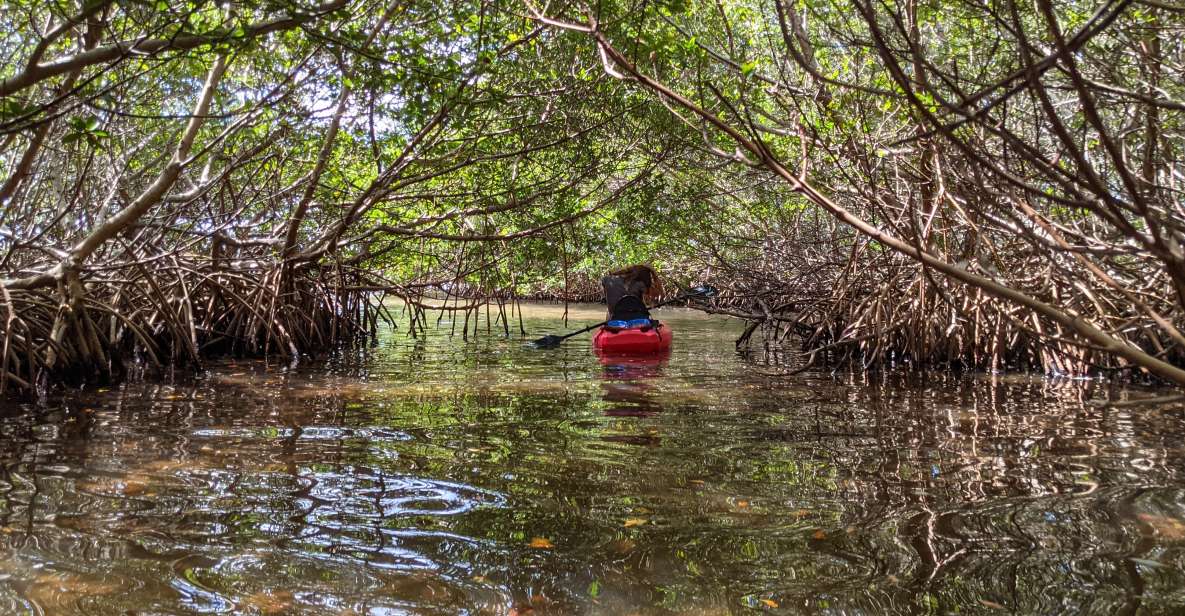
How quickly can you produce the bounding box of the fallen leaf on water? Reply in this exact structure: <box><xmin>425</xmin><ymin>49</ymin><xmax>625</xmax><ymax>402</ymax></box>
<box><xmin>760</xmin><ymin>598</ymin><xmax>779</xmax><ymax>608</ymax></box>
<box><xmin>528</xmin><ymin>537</ymin><xmax>553</xmax><ymax>549</ymax></box>
<box><xmin>980</xmin><ymin>599</ymin><xmax>1006</xmax><ymax>610</ymax></box>
<box><xmin>624</xmin><ymin>518</ymin><xmax>648</xmax><ymax>528</ymax></box>
<box><xmin>812</xmin><ymin>529</ymin><xmax>827</xmax><ymax>540</ymax></box>
<box><xmin>122</xmin><ymin>480</ymin><xmax>148</xmax><ymax>496</ymax></box>
<box><xmin>1136</xmin><ymin>513</ymin><xmax>1185</xmax><ymax>540</ymax></box>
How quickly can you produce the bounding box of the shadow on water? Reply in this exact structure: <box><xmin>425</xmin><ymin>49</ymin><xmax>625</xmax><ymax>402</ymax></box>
<box><xmin>0</xmin><ymin>302</ymin><xmax>1183</xmax><ymax>614</ymax></box>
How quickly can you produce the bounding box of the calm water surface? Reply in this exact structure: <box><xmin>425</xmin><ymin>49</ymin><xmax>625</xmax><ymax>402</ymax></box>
<box><xmin>1</xmin><ymin>303</ymin><xmax>1184</xmax><ymax>615</ymax></box>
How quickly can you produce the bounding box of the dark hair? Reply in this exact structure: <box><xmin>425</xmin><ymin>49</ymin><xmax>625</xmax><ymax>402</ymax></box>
<box><xmin>609</xmin><ymin>264</ymin><xmax>663</xmax><ymax>300</ymax></box>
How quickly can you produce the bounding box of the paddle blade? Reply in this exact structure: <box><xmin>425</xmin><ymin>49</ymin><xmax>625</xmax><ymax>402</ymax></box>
<box><xmin>530</xmin><ymin>334</ymin><xmax>565</xmax><ymax>348</ymax></box>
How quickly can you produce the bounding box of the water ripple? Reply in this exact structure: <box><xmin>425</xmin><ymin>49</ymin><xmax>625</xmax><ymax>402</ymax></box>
<box><xmin>2</xmin><ymin>307</ymin><xmax>1185</xmax><ymax>613</ymax></box>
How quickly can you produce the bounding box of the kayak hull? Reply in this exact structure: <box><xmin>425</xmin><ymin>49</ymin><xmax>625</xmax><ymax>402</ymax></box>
<box><xmin>592</xmin><ymin>323</ymin><xmax>673</xmax><ymax>354</ymax></box>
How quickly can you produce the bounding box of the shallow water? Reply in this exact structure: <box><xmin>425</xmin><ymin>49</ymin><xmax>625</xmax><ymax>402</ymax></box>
<box><xmin>1</xmin><ymin>302</ymin><xmax>1184</xmax><ymax>615</ymax></box>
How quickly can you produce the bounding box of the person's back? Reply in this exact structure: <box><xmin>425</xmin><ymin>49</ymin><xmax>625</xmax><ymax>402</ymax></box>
<box><xmin>602</xmin><ymin>265</ymin><xmax>662</xmax><ymax>321</ymax></box>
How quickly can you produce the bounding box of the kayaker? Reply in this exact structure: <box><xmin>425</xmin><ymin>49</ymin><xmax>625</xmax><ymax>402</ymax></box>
<box><xmin>601</xmin><ymin>264</ymin><xmax>663</xmax><ymax>322</ymax></box>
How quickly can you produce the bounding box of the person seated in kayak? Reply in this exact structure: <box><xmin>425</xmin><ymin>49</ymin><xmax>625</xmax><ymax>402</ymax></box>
<box><xmin>601</xmin><ymin>264</ymin><xmax>663</xmax><ymax>326</ymax></box>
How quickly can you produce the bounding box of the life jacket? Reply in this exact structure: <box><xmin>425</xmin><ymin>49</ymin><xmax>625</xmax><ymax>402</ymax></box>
<box><xmin>609</xmin><ymin>294</ymin><xmax>650</xmax><ymax>321</ymax></box>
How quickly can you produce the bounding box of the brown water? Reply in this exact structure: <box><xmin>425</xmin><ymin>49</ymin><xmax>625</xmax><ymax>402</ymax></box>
<box><xmin>1</xmin><ymin>302</ymin><xmax>1184</xmax><ymax>615</ymax></box>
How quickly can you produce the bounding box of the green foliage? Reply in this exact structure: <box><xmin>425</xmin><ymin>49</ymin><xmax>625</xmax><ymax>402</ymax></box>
<box><xmin>3</xmin><ymin>0</ymin><xmax>1181</xmax><ymax>335</ymax></box>
<box><xmin>62</xmin><ymin>116</ymin><xmax>109</xmax><ymax>148</ymax></box>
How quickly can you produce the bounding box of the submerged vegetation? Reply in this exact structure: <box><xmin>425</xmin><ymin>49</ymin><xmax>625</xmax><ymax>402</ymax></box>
<box><xmin>1</xmin><ymin>0</ymin><xmax>1183</xmax><ymax>392</ymax></box>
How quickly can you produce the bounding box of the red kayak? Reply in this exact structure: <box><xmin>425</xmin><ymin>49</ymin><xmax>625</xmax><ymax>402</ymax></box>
<box><xmin>592</xmin><ymin>321</ymin><xmax>673</xmax><ymax>354</ymax></box>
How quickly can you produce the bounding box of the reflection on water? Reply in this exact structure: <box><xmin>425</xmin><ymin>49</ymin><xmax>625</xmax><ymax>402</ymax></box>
<box><xmin>600</xmin><ymin>352</ymin><xmax>668</xmax><ymax>424</ymax></box>
<box><xmin>1</xmin><ymin>302</ymin><xmax>1184</xmax><ymax>614</ymax></box>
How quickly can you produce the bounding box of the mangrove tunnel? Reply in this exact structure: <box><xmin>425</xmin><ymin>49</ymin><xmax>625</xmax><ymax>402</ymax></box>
<box><xmin>1</xmin><ymin>0</ymin><xmax>1185</xmax><ymax>613</ymax></box>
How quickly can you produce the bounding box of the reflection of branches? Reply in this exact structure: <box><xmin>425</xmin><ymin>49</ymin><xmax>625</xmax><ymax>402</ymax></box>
<box><xmin>0</xmin><ymin>359</ymin><xmax>1183</xmax><ymax>611</ymax></box>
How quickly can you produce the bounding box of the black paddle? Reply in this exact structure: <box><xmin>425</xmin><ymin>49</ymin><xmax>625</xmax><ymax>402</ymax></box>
<box><xmin>530</xmin><ymin>285</ymin><xmax>718</xmax><ymax>348</ymax></box>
